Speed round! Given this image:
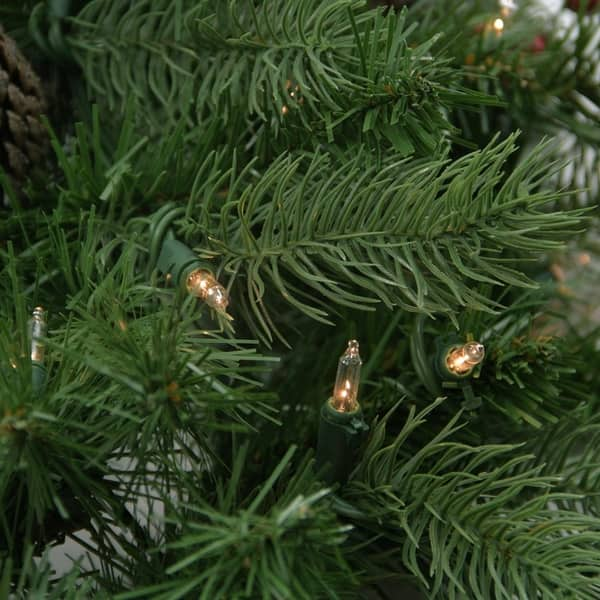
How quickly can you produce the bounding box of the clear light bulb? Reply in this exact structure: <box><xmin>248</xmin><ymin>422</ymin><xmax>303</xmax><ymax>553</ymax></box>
<box><xmin>186</xmin><ymin>268</ymin><xmax>229</xmax><ymax>312</ymax></box>
<box><xmin>29</xmin><ymin>306</ymin><xmax>47</xmax><ymax>363</ymax></box>
<box><xmin>447</xmin><ymin>341</ymin><xmax>485</xmax><ymax>375</ymax></box>
<box><xmin>331</xmin><ymin>340</ymin><xmax>362</xmax><ymax>413</ymax></box>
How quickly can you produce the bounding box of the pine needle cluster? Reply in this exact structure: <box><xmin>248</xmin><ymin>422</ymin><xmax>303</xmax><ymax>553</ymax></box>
<box><xmin>1</xmin><ymin>0</ymin><xmax>600</xmax><ymax>598</ymax></box>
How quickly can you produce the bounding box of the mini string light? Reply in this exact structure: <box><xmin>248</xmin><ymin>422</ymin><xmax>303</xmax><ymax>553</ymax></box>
<box><xmin>186</xmin><ymin>269</ymin><xmax>229</xmax><ymax>313</ymax></box>
<box><xmin>446</xmin><ymin>342</ymin><xmax>485</xmax><ymax>375</ymax></box>
<box><xmin>286</xmin><ymin>79</ymin><xmax>301</xmax><ymax>100</ymax></box>
<box><xmin>29</xmin><ymin>306</ymin><xmax>48</xmax><ymax>393</ymax></box>
<box><xmin>489</xmin><ymin>0</ymin><xmax>516</xmax><ymax>35</ymax></box>
<box><xmin>156</xmin><ymin>238</ymin><xmax>231</xmax><ymax>317</ymax></box>
<box><xmin>30</xmin><ymin>306</ymin><xmax>47</xmax><ymax>363</ymax></box>
<box><xmin>315</xmin><ymin>339</ymin><xmax>368</xmax><ymax>484</ymax></box>
<box><xmin>331</xmin><ymin>340</ymin><xmax>362</xmax><ymax>413</ymax></box>
<box><xmin>281</xmin><ymin>79</ymin><xmax>303</xmax><ymax>115</ymax></box>
<box><xmin>577</xmin><ymin>252</ymin><xmax>591</xmax><ymax>266</ymax></box>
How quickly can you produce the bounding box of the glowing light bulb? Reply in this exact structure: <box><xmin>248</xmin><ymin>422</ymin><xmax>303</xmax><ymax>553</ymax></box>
<box><xmin>282</xmin><ymin>79</ymin><xmax>303</xmax><ymax>115</ymax></box>
<box><xmin>331</xmin><ymin>340</ymin><xmax>362</xmax><ymax>413</ymax></box>
<box><xmin>186</xmin><ymin>268</ymin><xmax>229</xmax><ymax>312</ymax></box>
<box><xmin>29</xmin><ymin>306</ymin><xmax>47</xmax><ymax>363</ymax></box>
<box><xmin>493</xmin><ymin>17</ymin><xmax>505</xmax><ymax>33</ymax></box>
<box><xmin>447</xmin><ymin>342</ymin><xmax>485</xmax><ymax>375</ymax></box>
<box><xmin>577</xmin><ymin>252</ymin><xmax>591</xmax><ymax>266</ymax></box>
<box><xmin>286</xmin><ymin>79</ymin><xmax>301</xmax><ymax>99</ymax></box>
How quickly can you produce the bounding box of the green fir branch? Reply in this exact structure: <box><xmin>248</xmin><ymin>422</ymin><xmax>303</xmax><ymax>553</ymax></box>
<box><xmin>176</xmin><ymin>135</ymin><xmax>586</xmax><ymax>341</ymax></box>
<box><xmin>67</xmin><ymin>0</ymin><xmax>495</xmax><ymax>153</ymax></box>
<box><xmin>406</xmin><ymin>287</ymin><xmax>590</xmax><ymax>431</ymax></box>
<box><xmin>344</xmin><ymin>399</ymin><xmax>600</xmax><ymax>599</ymax></box>
<box><xmin>0</xmin><ymin>549</ymin><xmax>94</xmax><ymax>599</ymax></box>
<box><xmin>115</xmin><ymin>446</ymin><xmax>356</xmax><ymax>600</ymax></box>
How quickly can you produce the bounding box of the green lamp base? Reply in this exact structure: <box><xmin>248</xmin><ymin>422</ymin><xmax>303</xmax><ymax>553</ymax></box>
<box><xmin>315</xmin><ymin>399</ymin><xmax>369</xmax><ymax>485</ymax></box>
<box><xmin>32</xmin><ymin>361</ymin><xmax>47</xmax><ymax>394</ymax></box>
<box><xmin>157</xmin><ymin>239</ymin><xmax>204</xmax><ymax>288</ymax></box>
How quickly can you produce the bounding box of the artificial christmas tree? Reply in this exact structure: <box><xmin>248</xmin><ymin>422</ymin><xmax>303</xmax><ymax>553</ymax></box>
<box><xmin>1</xmin><ymin>1</ymin><xmax>600</xmax><ymax>598</ymax></box>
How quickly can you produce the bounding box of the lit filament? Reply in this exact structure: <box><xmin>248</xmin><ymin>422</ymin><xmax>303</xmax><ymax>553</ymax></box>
<box><xmin>493</xmin><ymin>17</ymin><xmax>504</xmax><ymax>33</ymax></box>
<box><xmin>447</xmin><ymin>342</ymin><xmax>485</xmax><ymax>375</ymax></box>
<box><xmin>186</xmin><ymin>268</ymin><xmax>229</xmax><ymax>313</ymax></box>
<box><xmin>286</xmin><ymin>79</ymin><xmax>300</xmax><ymax>99</ymax></box>
<box><xmin>281</xmin><ymin>79</ymin><xmax>303</xmax><ymax>115</ymax></box>
<box><xmin>30</xmin><ymin>306</ymin><xmax>47</xmax><ymax>363</ymax></box>
<box><xmin>331</xmin><ymin>340</ymin><xmax>362</xmax><ymax>413</ymax></box>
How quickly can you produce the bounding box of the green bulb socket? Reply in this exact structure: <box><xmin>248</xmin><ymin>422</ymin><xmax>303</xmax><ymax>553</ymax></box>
<box><xmin>31</xmin><ymin>361</ymin><xmax>47</xmax><ymax>394</ymax></box>
<box><xmin>315</xmin><ymin>398</ymin><xmax>369</xmax><ymax>485</ymax></box>
<box><xmin>157</xmin><ymin>239</ymin><xmax>205</xmax><ymax>288</ymax></box>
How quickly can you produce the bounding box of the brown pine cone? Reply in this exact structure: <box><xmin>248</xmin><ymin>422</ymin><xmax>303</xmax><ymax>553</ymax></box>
<box><xmin>0</xmin><ymin>25</ymin><xmax>49</xmax><ymax>185</ymax></box>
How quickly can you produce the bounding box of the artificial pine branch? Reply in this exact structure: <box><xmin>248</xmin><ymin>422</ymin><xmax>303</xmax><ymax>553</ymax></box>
<box><xmin>345</xmin><ymin>399</ymin><xmax>600</xmax><ymax>598</ymax></box>
<box><xmin>0</xmin><ymin>548</ymin><xmax>93</xmax><ymax>599</ymax></box>
<box><xmin>67</xmin><ymin>0</ymin><xmax>495</xmax><ymax>154</ymax></box>
<box><xmin>405</xmin><ymin>0</ymin><xmax>600</xmax><ymax>207</ymax></box>
<box><xmin>404</xmin><ymin>287</ymin><xmax>590</xmax><ymax>431</ymax></box>
<box><xmin>171</xmin><ymin>135</ymin><xmax>586</xmax><ymax>340</ymax></box>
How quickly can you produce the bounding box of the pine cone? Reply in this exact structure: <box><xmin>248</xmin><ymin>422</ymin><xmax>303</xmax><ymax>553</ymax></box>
<box><xmin>0</xmin><ymin>25</ymin><xmax>48</xmax><ymax>185</ymax></box>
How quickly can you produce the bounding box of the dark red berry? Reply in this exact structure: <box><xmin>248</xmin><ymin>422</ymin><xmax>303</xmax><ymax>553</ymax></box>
<box><xmin>530</xmin><ymin>34</ymin><xmax>546</xmax><ymax>53</ymax></box>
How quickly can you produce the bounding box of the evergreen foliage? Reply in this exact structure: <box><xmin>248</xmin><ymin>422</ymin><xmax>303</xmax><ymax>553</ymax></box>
<box><xmin>68</xmin><ymin>0</ymin><xmax>494</xmax><ymax>153</ymax></box>
<box><xmin>1</xmin><ymin>0</ymin><xmax>600</xmax><ymax>598</ymax></box>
